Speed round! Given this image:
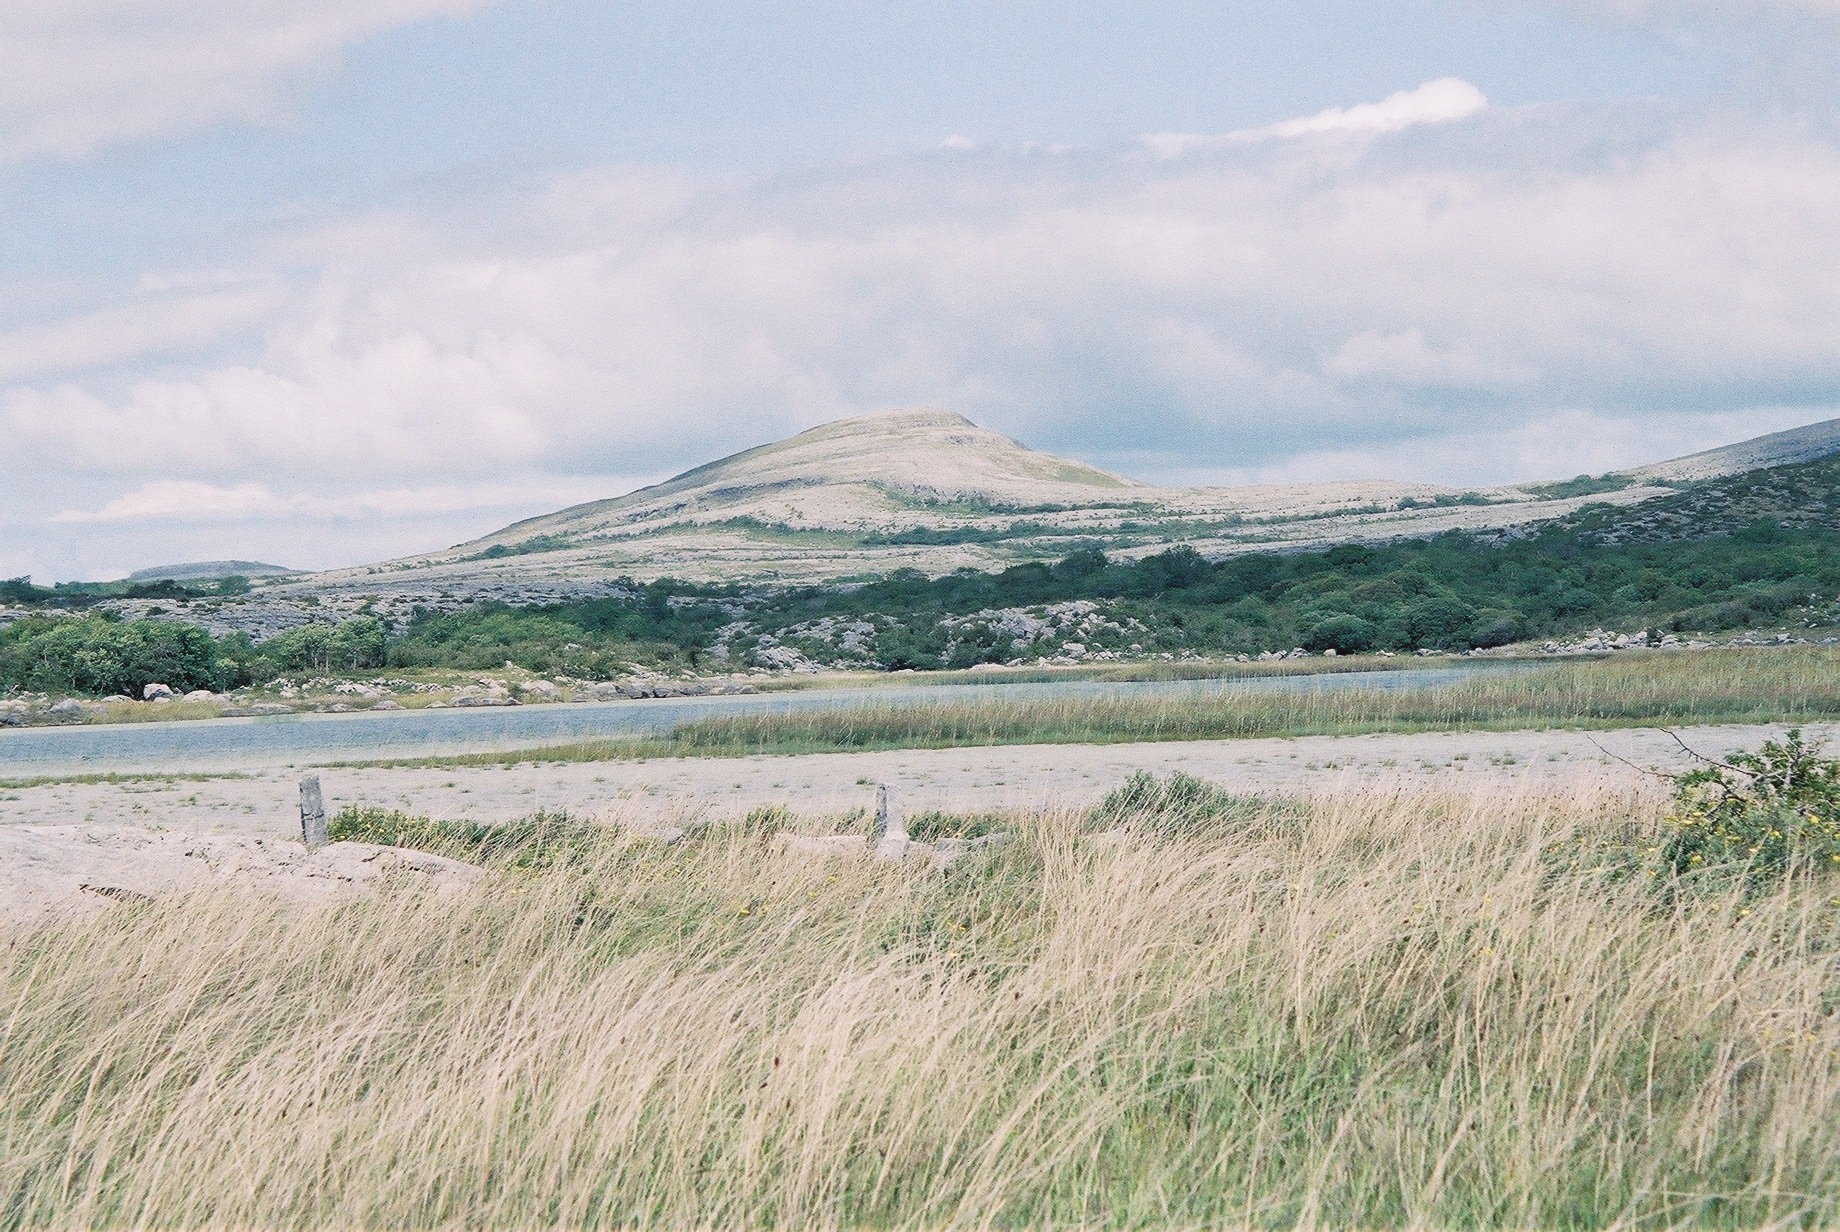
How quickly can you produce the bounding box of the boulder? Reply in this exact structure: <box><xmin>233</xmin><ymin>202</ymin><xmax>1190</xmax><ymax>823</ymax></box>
<box><xmin>372</xmin><ymin>699</ymin><xmax>404</xmax><ymax>711</ymax></box>
<box><xmin>47</xmin><ymin>698</ymin><xmax>84</xmax><ymax>718</ymax></box>
<box><xmin>142</xmin><ymin>683</ymin><xmax>175</xmax><ymax>701</ymax></box>
<box><xmin>183</xmin><ymin>689</ymin><xmax>217</xmax><ymax>701</ymax></box>
<box><xmin>453</xmin><ymin>695</ymin><xmax>513</xmax><ymax>708</ymax></box>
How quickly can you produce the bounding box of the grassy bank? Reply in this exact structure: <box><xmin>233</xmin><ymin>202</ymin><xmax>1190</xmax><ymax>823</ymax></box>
<box><xmin>669</xmin><ymin>647</ymin><xmax>1840</xmax><ymax>755</ymax></box>
<box><xmin>354</xmin><ymin>648</ymin><xmax>1840</xmax><ymax>769</ymax></box>
<box><xmin>6</xmin><ymin>780</ymin><xmax>1840</xmax><ymax>1225</ymax></box>
<box><xmin>754</xmin><ymin>652</ymin><xmax>1428</xmax><ymax>691</ymax></box>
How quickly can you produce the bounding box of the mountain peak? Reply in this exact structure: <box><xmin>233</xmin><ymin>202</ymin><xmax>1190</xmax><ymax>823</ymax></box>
<box><xmin>629</xmin><ymin>407</ymin><xmax>1139</xmax><ymax>510</ymax></box>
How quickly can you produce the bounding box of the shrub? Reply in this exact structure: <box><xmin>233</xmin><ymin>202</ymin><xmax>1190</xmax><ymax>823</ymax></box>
<box><xmin>1404</xmin><ymin>596</ymin><xmax>1476</xmax><ymax>648</ymax></box>
<box><xmin>256</xmin><ymin>616</ymin><xmax>387</xmax><ymax>675</ymax></box>
<box><xmin>1304</xmin><ymin>613</ymin><xmax>1376</xmax><ymax>655</ymax></box>
<box><xmin>1469</xmin><ymin>610</ymin><xmax>1526</xmax><ymax>649</ymax></box>
<box><xmin>0</xmin><ymin>615</ymin><xmax>232</xmax><ymax>696</ymax></box>
<box><xmin>1661</xmin><ymin>729</ymin><xmax>1840</xmax><ymax>886</ymax></box>
<box><xmin>1090</xmin><ymin>771</ymin><xmax>1299</xmax><ymax>841</ymax></box>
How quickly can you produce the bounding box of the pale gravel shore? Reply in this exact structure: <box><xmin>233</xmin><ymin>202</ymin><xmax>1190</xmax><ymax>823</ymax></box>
<box><xmin>4</xmin><ymin>722</ymin><xmax>1831</xmax><ymax>840</ymax></box>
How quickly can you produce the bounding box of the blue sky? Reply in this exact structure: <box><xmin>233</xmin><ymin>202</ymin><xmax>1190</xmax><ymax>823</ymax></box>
<box><xmin>3</xmin><ymin>1</ymin><xmax>1839</xmax><ymax>580</ymax></box>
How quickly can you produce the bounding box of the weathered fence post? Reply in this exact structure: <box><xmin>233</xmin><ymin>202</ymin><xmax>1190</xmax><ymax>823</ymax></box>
<box><xmin>872</xmin><ymin>783</ymin><xmax>908</xmax><ymax>861</ymax></box>
<box><xmin>872</xmin><ymin>784</ymin><xmax>889</xmax><ymax>840</ymax></box>
<box><xmin>299</xmin><ymin>775</ymin><xmax>328</xmax><ymax>850</ymax></box>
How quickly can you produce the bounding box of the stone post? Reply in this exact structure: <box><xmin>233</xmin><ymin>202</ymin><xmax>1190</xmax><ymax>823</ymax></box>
<box><xmin>872</xmin><ymin>783</ymin><xmax>908</xmax><ymax>861</ymax></box>
<box><xmin>299</xmin><ymin>775</ymin><xmax>328</xmax><ymax>850</ymax></box>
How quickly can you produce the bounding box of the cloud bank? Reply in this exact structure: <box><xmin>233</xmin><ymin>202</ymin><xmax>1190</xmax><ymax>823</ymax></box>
<box><xmin>5</xmin><ymin>78</ymin><xmax>1840</xmax><ymax>578</ymax></box>
<box><xmin>0</xmin><ymin>0</ymin><xmax>486</xmax><ymax>164</ymax></box>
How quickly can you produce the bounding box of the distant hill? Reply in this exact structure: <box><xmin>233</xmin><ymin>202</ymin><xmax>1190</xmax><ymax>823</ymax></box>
<box><xmin>125</xmin><ymin>560</ymin><xmax>297</xmax><ymax>583</ymax></box>
<box><xmin>293</xmin><ymin>409</ymin><xmax>1840</xmax><ymax>595</ymax></box>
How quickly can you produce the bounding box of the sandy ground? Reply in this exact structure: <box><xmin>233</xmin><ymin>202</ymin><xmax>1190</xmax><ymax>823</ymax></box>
<box><xmin>5</xmin><ymin>721</ymin><xmax>1828</xmax><ymax>837</ymax></box>
<box><xmin>0</xmin><ymin>827</ymin><xmax>479</xmax><ymax>926</ymax></box>
<box><xmin>7</xmin><ymin>722</ymin><xmax>1830</xmax><ymax>923</ymax></box>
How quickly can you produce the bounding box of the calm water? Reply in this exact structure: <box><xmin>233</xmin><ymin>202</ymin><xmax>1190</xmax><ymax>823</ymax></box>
<box><xmin>0</xmin><ymin>666</ymin><xmax>1507</xmax><ymax>778</ymax></box>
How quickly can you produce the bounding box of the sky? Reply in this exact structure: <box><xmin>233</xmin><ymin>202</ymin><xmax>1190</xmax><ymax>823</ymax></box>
<box><xmin>4</xmin><ymin>1</ymin><xmax>1840</xmax><ymax>581</ymax></box>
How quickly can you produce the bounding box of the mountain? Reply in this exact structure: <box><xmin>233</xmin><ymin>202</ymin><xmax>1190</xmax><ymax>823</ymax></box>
<box><xmin>124</xmin><ymin>560</ymin><xmax>297</xmax><ymax>583</ymax></box>
<box><xmin>298</xmin><ymin>409</ymin><xmax>1840</xmax><ymax>596</ymax></box>
<box><xmin>1618</xmin><ymin>417</ymin><xmax>1840</xmax><ymax>484</ymax></box>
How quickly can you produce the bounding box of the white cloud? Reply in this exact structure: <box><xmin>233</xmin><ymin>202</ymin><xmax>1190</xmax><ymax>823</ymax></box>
<box><xmin>7</xmin><ymin>98</ymin><xmax>1840</xmax><ymax>578</ymax></box>
<box><xmin>0</xmin><ymin>0</ymin><xmax>488</xmax><ymax>164</ymax></box>
<box><xmin>0</xmin><ymin>282</ymin><xmax>286</xmax><ymax>383</ymax></box>
<box><xmin>54</xmin><ymin>481</ymin><xmax>286</xmax><ymax>524</ymax></box>
<box><xmin>1145</xmin><ymin>78</ymin><xmax>1488</xmax><ymax>157</ymax></box>
<box><xmin>1159</xmin><ymin>406</ymin><xmax>1833</xmax><ymax>489</ymax></box>
<box><xmin>1323</xmin><ymin>329</ymin><xmax>1533</xmax><ymax>388</ymax></box>
<box><xmin>50</xmin><ymin>477</ymin><xmax>632</xmax><ymax>526</ymax></box>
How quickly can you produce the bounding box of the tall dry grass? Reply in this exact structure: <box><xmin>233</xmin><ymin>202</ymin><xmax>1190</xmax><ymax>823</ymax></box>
<box><xmin>6</xmin><ymin>778</ymin><xmax>1840</xmax><ymax>1226</ymax></box>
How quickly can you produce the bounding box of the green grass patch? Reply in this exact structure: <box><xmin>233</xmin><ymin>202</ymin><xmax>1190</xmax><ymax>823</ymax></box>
<box><xmin>0</xmin><ymin>770</ymin><xmax>254</xmax><ymax>790</ymax></box>
<box><xmin>328</xmin><ymin>805</ymin><xmax>604</xmax><ymax>868</ymax></box>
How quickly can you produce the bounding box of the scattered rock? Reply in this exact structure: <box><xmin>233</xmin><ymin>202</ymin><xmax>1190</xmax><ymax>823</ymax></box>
<box><xmin>372</xmin><ymin>699</ymin><xmax>404</xmax><ymax>711</ymax></box>
<box><xmin>142</xmin><ymin>683</ymin><xmax>175</xmax><ymax>701</ymax></box>
<box><xmin>183</xmin><ymin>689</ymin><xmax>217</xmax><ymax>701</ymax></box>
<box><xmin>47</xmin><ymin>698</ymin><xmax>83</xmax><ymax>719</ymax></box>
<box><xmin>0</xmin><ymin>825</ymin><xmax>482</xmax><ymax>924</ymax></box>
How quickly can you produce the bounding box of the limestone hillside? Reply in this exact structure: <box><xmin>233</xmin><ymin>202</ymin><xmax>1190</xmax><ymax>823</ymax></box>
<box><xmin>271</xmin><ymin>409</ymin><xmax>1839</xmax><ymax>607</ymax></box>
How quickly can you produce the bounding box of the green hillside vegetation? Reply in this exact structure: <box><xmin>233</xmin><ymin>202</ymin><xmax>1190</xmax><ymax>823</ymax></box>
<box><xmin>0</xmin><ymin>614</ymin><xmax>388</xmax><ymax>698</ymax></box>
<box><xmin>375</xmin><ymin>507</ymin><xmax>1839</xmax><ymax>676</ymax></box>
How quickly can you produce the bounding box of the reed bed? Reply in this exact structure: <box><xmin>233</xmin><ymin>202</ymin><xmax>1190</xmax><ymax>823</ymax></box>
<box><xmin>669</xmin><ymin>647</ymin><xmax>1840</xmax><ymax>756</ymax></box>
<box><xmin>6</xmin><ymin>778</ymin><xmax>1840</xmax><ymax>1227</ymax></box>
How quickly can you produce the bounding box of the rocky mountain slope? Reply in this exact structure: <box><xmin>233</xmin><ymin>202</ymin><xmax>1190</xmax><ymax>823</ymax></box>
<box><xmin>307</xmin><ymin>408</ymin><xmax>1831</xmax><ymax>596</ymax></box>
<box><xmin>1620</xmin><ymin>418</ymin><xmax>1840</xmax><ymax>484</ymax></box>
